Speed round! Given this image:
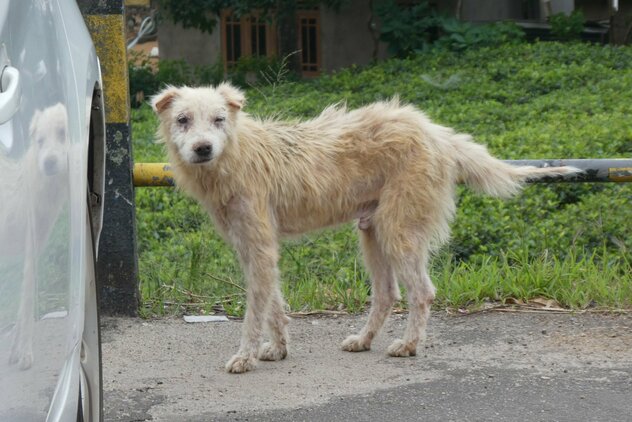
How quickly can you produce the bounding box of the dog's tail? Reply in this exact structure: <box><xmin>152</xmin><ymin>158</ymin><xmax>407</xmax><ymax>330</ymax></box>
<box><xmin>450</xmin><ymin>134</ymin><xmax>581</xmax><ymax>198</ymax></box>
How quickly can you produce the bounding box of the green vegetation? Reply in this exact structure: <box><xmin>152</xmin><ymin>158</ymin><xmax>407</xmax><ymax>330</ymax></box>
<box><xmin>549</xmin><ymin>10</ymin><xmax>586</xmax><ymax>41</ymax></box>
<box><xmin>132</xmin><ymin>42</ymin><xmax>632</xmax><ymax>317</ymax></box>
<box><xmin>376</xmin><ymin>0</ymin><xmax>525</xmax><ymax>56</ymax></box>
<box><xmin>129</xmin><ymin>53</ymin><xmax>297</xmax><ymax>108</ymax></box>
<box><xmin>156</xmin><ymin>0</ymin><xmax>346</xmax><ymax>35</ymax></box>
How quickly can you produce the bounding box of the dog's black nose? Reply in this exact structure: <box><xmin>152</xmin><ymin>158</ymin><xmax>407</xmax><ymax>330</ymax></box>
<box><xmin>193</xmin><ymin>143</ymin><xmax>212</xmax><ymax>158</ymax></box>
<box><xmin>43</xmin><ymin>157</ymin><xmax>58</xmax><ymax>175</ymax></box>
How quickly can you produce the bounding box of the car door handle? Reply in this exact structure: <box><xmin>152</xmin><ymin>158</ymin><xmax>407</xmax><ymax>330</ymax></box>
<box><xmin>0</xmin><ymin>65</ymin><xmax>20</xmax><ymax>124</ymax></box>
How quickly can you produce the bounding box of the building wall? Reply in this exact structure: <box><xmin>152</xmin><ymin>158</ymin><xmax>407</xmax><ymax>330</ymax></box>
<box><xmin>542</xmin><ymin>0</ymin><xmax>575</xmax><ymax>17</ymax></box>
<box><xmin>462</xmin><ymin>0</ymin><xmax>525</xmax><ymax>21</ymax></box>
<box><xmin>437</xmin><ymin>0</ymin><xmax>587</xmax><ymax>21</ymax></box>
<box><xmin>437</xmin><ymin>0</ymin><xmax>539</xmax><ymax>21</ymax></box>
<box><xmin>157</xmin><ymin>2</ymin><xmax>389</xmax><ymax>75</ymax></box>
<box><xmin>576</xmin><ymin>0</ymin><xmax>611</xmax><ymax>20</ymax></box>
<box><xmin>157</xmin><ymin>17</ymin><xmax>221</xmax><ymax>67</ymax></box>
<box><xmin>155</xmin><ymin>0</ymin><xmax>627</xmax><ymax>75</ymax></box>
<box><xmin>319</xmin><ymin>0</ymin><xmax>389</xmax><ymax>73</ymax></box>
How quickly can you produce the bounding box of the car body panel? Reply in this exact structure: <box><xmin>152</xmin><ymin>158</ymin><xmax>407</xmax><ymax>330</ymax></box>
<box><xmin>0</xmin><ymin>0</ymin><xmax>104</xmax><ymax>420</ymax></box>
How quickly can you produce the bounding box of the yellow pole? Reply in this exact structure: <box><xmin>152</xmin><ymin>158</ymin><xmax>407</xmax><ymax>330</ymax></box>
<box><xmin>133</xmin><ymin>163</ymin><xmax>175</xmax><ymax>186</ymax></box>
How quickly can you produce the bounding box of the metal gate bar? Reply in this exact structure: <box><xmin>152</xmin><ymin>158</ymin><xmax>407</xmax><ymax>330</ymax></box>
<box><xmin>133</xmin><ymin>159</ymin><xmax>632</xmax><ymax>187</ymax></box>
<box><xmin>508</xmin><ymin>159</ymin><xmax>632</xmax><ymax>183</ymax></box>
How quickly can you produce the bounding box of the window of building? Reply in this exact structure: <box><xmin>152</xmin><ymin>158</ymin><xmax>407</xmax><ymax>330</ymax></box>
<box><xmin>250</xmin><ymin>15</ymin><xmax>267</xmax><ymax>57</ymax></box>
<box><xmin>221</xmin><ymin>9</ymin><xmax>320</xmax><ymax>77</ymax></box>
<box><xmin>297</xmin><ymin>10</ymin><xmax>320</xmax><ymax>76</ymax></box>
<box><xmin>221</xmin><ymin>11</ymin><xmax>277</xmax><ymax>71</ymax></box>
<box><xmin>224</xmin><ymin>13</ymin><xmax>242</xmax><ymax>66</ymax></box>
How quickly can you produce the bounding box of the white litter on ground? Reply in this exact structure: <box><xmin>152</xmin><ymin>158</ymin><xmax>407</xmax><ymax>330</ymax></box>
<box><xmin>183</xmin><ymin>315</ymin><xmax>229</xmax><ymax>323</ymax></box>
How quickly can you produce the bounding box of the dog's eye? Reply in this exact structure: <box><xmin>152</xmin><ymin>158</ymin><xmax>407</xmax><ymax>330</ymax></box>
<box><xmin>177</xmin><ymin>115</ymin><xmax>189</xmax><ymax>125</ymax></box>
<box><xmin>214</xmin><ymin>116</ymin><xmax>225</xmax><ymax>125</ymax></box>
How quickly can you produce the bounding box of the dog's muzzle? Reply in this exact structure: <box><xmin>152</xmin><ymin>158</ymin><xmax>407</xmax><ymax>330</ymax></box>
<box><xmin>192</xmin><ymin>142</ymin><xmax>213</xmax><ymax>163</ymax></box>
<box><xmin>42</xmin><ymin>156</ymin><xmax>60</xmax><ymax>176</ymax></box>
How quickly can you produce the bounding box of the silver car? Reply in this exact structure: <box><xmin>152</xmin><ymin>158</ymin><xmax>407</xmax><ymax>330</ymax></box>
<box><xmin>0</xmin><ymin>0</ymin><xmax>105</xmax><ymax>420</ymax></box>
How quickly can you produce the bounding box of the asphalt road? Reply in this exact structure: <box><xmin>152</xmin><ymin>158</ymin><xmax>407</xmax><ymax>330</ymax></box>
<box><xmin>101</xmin><ymin>311</ymin><xmax>632</xmax><ymax>421</ymax></box>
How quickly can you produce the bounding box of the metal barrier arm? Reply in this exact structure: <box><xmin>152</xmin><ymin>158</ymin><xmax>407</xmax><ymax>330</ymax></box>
<box><xmin>507</xmin><ymin>159</ymin><xmax>632</xmax><ymax>183</ymax></box>
<box><xmin>134</xmin><ymin>162</ymin><xmax>175</xmax><ymax>186</ymax></box>
<box><xmin>132</xmin><ymin>159</ymin><xmax>632</xmax><ymax>187</ymax></box>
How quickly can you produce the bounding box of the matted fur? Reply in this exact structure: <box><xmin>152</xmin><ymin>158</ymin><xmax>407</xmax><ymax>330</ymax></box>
<box><xmin>152</xmin><ymin>83</ymin><xmax>579</xmax><ymax>373</ymax></box>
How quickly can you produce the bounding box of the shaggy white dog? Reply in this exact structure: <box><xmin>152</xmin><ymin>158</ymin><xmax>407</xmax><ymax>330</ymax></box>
<box><xmin>152</xmin><ymin>83</ymin><xmax>579</xmax><ymax>373</ymax></box>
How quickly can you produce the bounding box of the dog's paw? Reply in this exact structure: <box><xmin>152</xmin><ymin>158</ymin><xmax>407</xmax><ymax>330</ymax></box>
<box><xmin>225</xmin><ymin>354</ymin><xmax>257</xmax><ymax>373</ymax></box>
<box><xmin>387</xmin><ymin>339</ymin><xmax>416</xmax><ymax>357</ymax></box>
<box><xmin>341</xmin><ymin>334</ymin><xmax>371</xmax><ymax>352</ymax></box>
<box><xmin>258</xmin><ymin>342</ymin><xmax>288</xmax><ymax>361</ymax></box>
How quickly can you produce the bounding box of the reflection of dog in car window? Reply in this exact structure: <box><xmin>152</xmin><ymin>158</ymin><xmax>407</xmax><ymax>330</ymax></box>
<box><xmin>1</xmin><ymin>103</ymin><xmax>69</xmax><ymax>370</ymax></box>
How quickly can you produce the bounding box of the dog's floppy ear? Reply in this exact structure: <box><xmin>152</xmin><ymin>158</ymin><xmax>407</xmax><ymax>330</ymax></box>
<box><xmin>152</xmin><ymin>86</ymin><xmax>179</xmax><ymax>114</ymax></box>
<box><xmin>29</xmin><ymin>109</ymin><xmax>42</xmax><ymax>138</ymax></box>
<box><xmin>216</xmin><ymin>82</ymin><xmax>245</xmax><ymax>111</ymax></box>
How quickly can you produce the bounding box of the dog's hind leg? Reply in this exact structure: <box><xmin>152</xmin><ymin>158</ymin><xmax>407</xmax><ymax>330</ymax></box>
<box><xmin>259</xmin><ymin>286</ymin><xmax>290</xmax><ymax>361</ymax></box>
<box><xmin>369</xmin><ymin>177</ymin><xmax>446</xmax><ymax>358</ymax></box>
<box><xmin>387</xmin><ymin>251</ymin><xmax>435</xmax><ymax>357</ymax></box>
<box><xmin>342</xmin><ymin>225</ymin><xmax>400</xmax><ymax>352</ymax></box>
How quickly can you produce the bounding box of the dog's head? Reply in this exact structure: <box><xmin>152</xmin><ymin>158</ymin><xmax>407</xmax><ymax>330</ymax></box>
<box><xmin>29</xmin><ymin>103</ymin><xmax>69</xmax><ymax>176</ymax></box>
<box><xmin>151</xmin><ymin>83</ymin><xmax>245</xmax><ymax>165</ymax></box>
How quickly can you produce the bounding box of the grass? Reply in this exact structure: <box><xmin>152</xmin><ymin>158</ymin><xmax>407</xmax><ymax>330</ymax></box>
<box><xmin>131</xmin><ymin>42</ymin><xmax>632</xmax><ymax>317</ymax></box>
<box><xmin>135</xmin><ymin>217</ymin><xmax>631</xmax><ymax>317</ymax></box>
<box><xmin>433</xmin><ymin>248</ymin><xmax>631</xmax><ymax>310</ymax></box>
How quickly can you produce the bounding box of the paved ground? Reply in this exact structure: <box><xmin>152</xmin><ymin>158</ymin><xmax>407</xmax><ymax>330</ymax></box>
<box><xmin>101</xmin><ymin>311</ymin><xmax>632</xmax><ymax>421</ymax></box>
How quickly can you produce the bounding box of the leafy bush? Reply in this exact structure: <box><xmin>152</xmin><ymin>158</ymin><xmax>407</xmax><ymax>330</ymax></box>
<box><xmin>128</xmin><ymin>52</ymin><xmax>161</xmax><ymax>108</ymax></box>
<box><xmin>549</xmin><ymin>10</ymin><xmax>585</xmax><ymax>41</ymax></box>
<box><xmin>129</xmin><ymin>55</ymin><xmax>224</xmax><ymax>108</ymax></box>
<box><xmin>128</xmin><ymin>53</ymin><xmax>295</xmax><ymax>108</ymax></box>
<box><xmin>375</xmin><ymin>0</ymin><xmax>525</xmax><ymax>57</ymax></box>
<box><xmin>376</xmin><ymin>0</ymin><xmax>438</xmax><ymax>56</ymax></box>
<box><xmin>133</xmin><ymin>42</ymin><xmax>632</xmax><ymax>315</ymax></box>
<box><xmin>435</xmin><ymin>20</ymin><xmax>525</xmax><ymax>51</ymax></box>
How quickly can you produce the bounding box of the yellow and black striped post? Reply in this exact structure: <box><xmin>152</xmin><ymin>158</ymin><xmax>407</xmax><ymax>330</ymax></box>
<box><xmin>80</xmin><ymin>0</ymin><xmax>139</xmax><ymax>316</ymax></box>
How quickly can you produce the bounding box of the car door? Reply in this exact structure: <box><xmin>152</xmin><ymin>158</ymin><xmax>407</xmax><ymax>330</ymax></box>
<box><xmin>0</xmin><ymin>0</ymin><xmax>84</xmax><ymax>419</ymax></box>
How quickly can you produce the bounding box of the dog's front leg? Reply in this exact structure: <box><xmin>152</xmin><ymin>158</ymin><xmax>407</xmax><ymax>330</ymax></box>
<box><xmin>223</xmin><ymin>198</ymin><xmax>280</xmax><ymax>374</ymax></box>
<box><xmin>9</xmin><ymin>222</ymin><xmax>36</xmax><ymax>370</ymax></box>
